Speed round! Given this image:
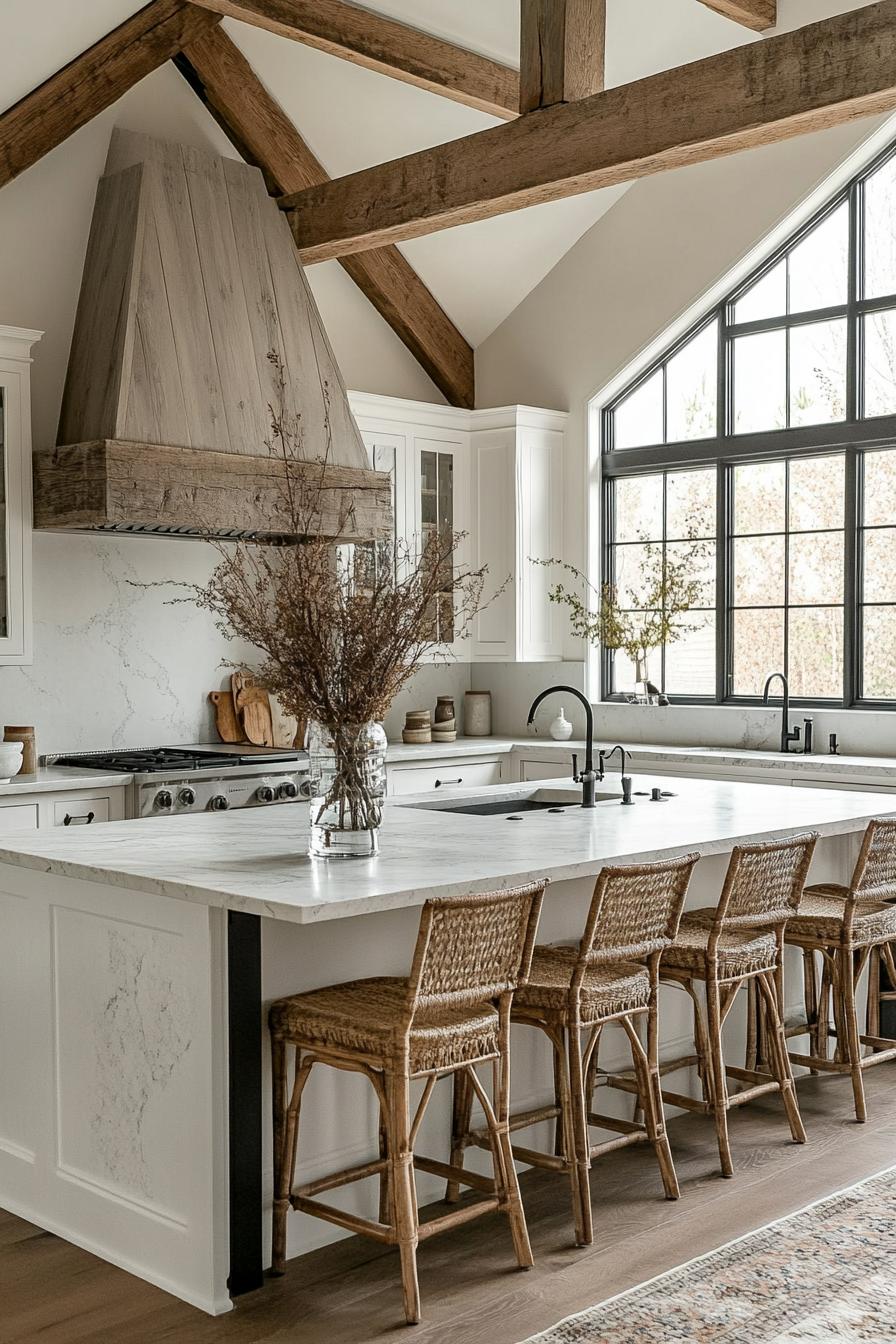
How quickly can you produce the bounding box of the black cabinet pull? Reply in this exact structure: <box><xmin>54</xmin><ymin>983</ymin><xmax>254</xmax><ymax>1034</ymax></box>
<box><xmin>64</xmin><ymin>811</ymin><xmax>95</xmax><ymax>826</ymax></box>
<box><xmin>434</xmin><ymin>777</ymin><xmax>462</xmax><ymax>788</ymax></box>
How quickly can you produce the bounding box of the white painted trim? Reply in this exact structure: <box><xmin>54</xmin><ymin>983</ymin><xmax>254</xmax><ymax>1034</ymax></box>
<box><xmin>0</xmin><ymin>1190</ymin><xmax>233</xmax><ymax>1316</ymax></box>
<box><xmin>348</xmin><ymin>390</ymin><xmax>568</xmax><ymax>434</ymax></box>
<box><xmin>0</xmin><ymin>326</ymin><xmax>43</xmax><ymax>361</ymax></box>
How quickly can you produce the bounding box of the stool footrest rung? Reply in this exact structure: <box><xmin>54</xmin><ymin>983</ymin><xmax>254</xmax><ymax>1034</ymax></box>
<box><xmin>509</xmin><ymin>1143</ymin><xmax>567</xmax><ymax>1172</ymax></box>
<box><xmin>725</xmin><ymin>1081</ymin><xmax>780</xmax><ymax>1106</ymax></box>
<box><xmin>506</xmin><ymin>1104</ymin><xmax>560</xmax><ymax>1133</ymax></box>
<box><xmin>587</xmin><ymin>1111</ymin><xmax>643</xmax><ymax>1136</ymax></box>
<box><xmin>413</xmin><ymin>1154</ymin><xmax>496</xmax><ymax>1195</ymax></box>
<box><xmin>417</xmin><ymin>1198</ymin><xmax>501</xmax><ymax>1240</ymax></box>
<box><xmin>291</xmin><ymin>1195</ymin><xmax>392</xmax><ymax>1243</ymax></box>
<box><xmin>590</xmin><ymin>1131</ymin><xmax>650</xmax><ymax>1158</ymax></box>
<box><xmin>295</xmin><ymin>1157</ymin><xmax>387</xmax><ymax>1199</ymax></box>
<box><xmin>788</xmin><ymin>1051</ymin><xmax>845</xmax><ymax>1073</ymax></box>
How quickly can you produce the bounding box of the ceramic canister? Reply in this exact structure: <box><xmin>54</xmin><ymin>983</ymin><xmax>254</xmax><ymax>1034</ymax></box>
<box><xmin>464</xmin><ymin>690</ymin><xmax>492</xmax><ymax>737</ymax></box>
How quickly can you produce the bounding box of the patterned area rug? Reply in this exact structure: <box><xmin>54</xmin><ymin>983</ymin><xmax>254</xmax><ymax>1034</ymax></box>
<box><xmin>522</xmin><ymin>1167</ymin><xmax>896</xmax><ymax>1343</ymax></box>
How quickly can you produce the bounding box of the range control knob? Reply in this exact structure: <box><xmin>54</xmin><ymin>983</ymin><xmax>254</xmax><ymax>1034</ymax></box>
<box><xmin>298</xmin><ymin>777</ymin><xmax>314</xmax><ymax>799</ymax></box>
<box><xmin>277</xmin><ymin>780</ymin><xmax>299</xmax><ymax>800</ymax></box>
<box><xmin>209</xmin><ymin>794</ymin><xmax>229</xmax><ymax>812</ymax></box>
<box><xmin>256</xmin><ymin>784</ymin><xmax>275</xmax><ymax>804</ymax></box>
<box><xmin>154</xmin><ymin>790</ymin><xmax>173</xmax><ymax>810</ymax></box>
<box><xmin>177</xmin><ymin>786</ymin><xmax>196</xmax><ymax>807</ymax></box>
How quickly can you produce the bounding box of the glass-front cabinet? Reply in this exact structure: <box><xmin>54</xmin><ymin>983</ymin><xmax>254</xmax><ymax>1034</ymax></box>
<box><xmin>349</xmin><ymin>393</ymin><xmax>471</xmax><ymax>659</ymax></box>
<box><xmin>0</xmin><ymin>326</ymin><xmax>40</xmax><ymax>665</ymax></box>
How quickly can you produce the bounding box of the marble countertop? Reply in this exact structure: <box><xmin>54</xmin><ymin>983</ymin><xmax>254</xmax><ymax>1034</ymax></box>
<box><xmin>385</xmin><ymin>736</ymin><xmax>518</xmax><ymax>763</ymax></box>
<box><xmin>0</xmin><ymin>773</ymin><xmax>892</xmax><ymax>925</ymax></box>
<box><xmin>0</xmin><ymin>765</ymin><xmax>133</xmax><ymax>795</ymax></box>
<box><xmin>388</xmin><ymin>735</ymin><xmax>896</xmax><ymax>780</ymax></box>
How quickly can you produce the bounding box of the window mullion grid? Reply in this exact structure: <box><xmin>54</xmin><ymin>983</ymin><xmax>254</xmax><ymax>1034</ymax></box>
<box><xmin>717</xmin><ymin>463</ymin><xmax>730</xmax><ymax>704</ymax></box>
<box><xmin>602</xmin><ymin>476</ymin><xmax>616</xmax><ymax>698</ymax></box>
<box><xmin>660</xmin><ymin>472</ymin><xmax>668</xmax><ymax>693</ymax></box>
<box><xmin>848</xmin><ymin>176</ymin><xmax>862</xmax><ymax>424</ymax></box>
<box><xmin>783</xmin><ymin>460</ymin><xmax>791</xmax><ymax>686</ymax></box>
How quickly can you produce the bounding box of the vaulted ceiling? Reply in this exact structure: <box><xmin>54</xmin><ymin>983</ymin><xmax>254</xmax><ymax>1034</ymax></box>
<box><xmin>0</xmin><ymin>0</ymin><xmax>878</xmax><ymax>408</ymax></box>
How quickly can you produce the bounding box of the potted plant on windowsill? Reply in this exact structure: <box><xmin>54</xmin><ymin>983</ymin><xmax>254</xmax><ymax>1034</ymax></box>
<box><xmin>534</xmin><ymin>537</ymin><xmax>710</xmax><ymax>702</ymax></box>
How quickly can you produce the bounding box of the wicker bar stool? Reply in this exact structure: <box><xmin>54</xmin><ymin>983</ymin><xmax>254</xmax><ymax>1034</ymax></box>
<box><xmin>659</xmin><ymin>833</ymin><xmax>817</xmax><ymax>1178</ymax></box>
<box><xmin>782</xmin><ymin>818</ymin><xmax>896</xmax><ymax>1123</ymax></box>
<box><xmin>447</xmin><ymin>854</ymin><xmax>699</xmax><ymax>1248</ymax></box>
<box><xmin>269</xmin><ymin>881</ymin><xmax>545</xmax><ymax>1326</ymax></box>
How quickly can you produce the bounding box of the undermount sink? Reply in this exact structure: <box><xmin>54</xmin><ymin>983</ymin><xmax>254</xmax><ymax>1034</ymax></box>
<box><xmin>404</xmin><ymin>787</ymin><xmax>620</xmax><ymax>818</ymax></box>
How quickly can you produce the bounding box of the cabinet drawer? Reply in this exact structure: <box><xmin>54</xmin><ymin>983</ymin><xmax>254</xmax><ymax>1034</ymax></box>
<box><xmin>52</xmin><ymin>796</ymin><xmax>111</xmax><ymax>827</ymax></box>
<box><xmin>388</xmin><ymin>760</ymin><xmax>502</xmax><ymax>796</ymax></box>
<box><xmin>0</xmin><ymin>802</ymin><xmax>39</xmax><ymax>832</ymax></box>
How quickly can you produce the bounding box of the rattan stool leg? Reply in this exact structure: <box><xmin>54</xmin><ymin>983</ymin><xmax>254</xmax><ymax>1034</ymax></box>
<box><xmin>378</xmin><ymin>1100</ymin><xmax>391</xmax><ymax>1224</ymax></box>
<box><xmin>756</xmin><ymin>971</ymin><xmax>806</xmax><ymax>1144</ymax></box>
<box><xmin>566</xmin><ymin>1024</ymin><xmax>593</xmax><ymax>1246</ymax></box>
<box><xmin>445</xmin><ymin>1067</ymin><xmax>474</xmax><ymax>1204</ymax></box>
<box><xmin>552</xmin><ymin>1040</ymin><xmax>566</xmax><ymax>1157</ymax></box>
<box><xmin>839</xmin><ymin>946</ymin><xmax>867</xmax><ymax>1123</ymax></box>
<box><xmin>706</xmin><ymin>975</ymin><xmax>733</xmax><ymax>1178</ymax></box>
<box><xmin>492</xmin><ymin>1040</ymin><xmax>535</xmax><ymax>1270</ymax></box>
<box><xmin>866</xmin><ymin>948</ymin><xmax>881</xmax><ymax>1043</ymax></box>
<box><xmin>801</xmin><ymin>950</ymin><xmax>820</xmax><ymax>1072</ymax></box>
<box><xmin>621</xmin><ymin>1014</ymin><xmax>679</xmax><ymax>1200</ymax></box>
<box><xmin>385</xmin><ymin>1067</ymin><xmax>420</xmax><ymax>1325</ymax></box>
<box><xmin>271</xmin><ymin>1044</ymin><xmax>312</xmax><ymax>1274</ymax></box>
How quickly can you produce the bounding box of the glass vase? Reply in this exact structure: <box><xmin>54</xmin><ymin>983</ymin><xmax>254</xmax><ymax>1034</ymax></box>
<box><xmin>307</xmin><ymin>720</ymin><xmax>387</xmax><ymax>859</ymax></box>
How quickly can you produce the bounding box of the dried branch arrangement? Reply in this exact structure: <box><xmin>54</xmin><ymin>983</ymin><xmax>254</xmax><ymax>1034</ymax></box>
<box><xmin>193</xmin><ymin>354</ymin><xmax>494</xmax><ymax>851</ymax></box>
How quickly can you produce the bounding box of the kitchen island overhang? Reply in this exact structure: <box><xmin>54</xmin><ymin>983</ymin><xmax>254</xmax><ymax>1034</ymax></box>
<box><xmin>0</xmin><ymin>774</ymin><xmax>893</xmax><ymax>1315</ymax></box>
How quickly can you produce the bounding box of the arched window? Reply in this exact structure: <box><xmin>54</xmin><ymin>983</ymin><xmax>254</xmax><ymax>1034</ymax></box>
<box><xmin>600</xmin><ymin>143</ymin><xmax>896</xmax><ymax>708</ymax></box>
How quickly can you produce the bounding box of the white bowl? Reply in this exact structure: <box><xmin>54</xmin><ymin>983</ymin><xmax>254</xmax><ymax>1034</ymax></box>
<box><xmin>0</xmin><ymin>741</ymin><xmax>24</xmax><ymax>783</ymax></box>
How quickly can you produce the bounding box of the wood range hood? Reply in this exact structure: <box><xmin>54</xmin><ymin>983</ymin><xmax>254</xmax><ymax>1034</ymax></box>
<box><xmin>34</xmin><ymin>130</ymin><xmax>391</xmax><ymax>544</ymax></box>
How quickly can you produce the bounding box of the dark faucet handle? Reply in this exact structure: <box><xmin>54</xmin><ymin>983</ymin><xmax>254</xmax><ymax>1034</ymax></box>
<box><xmin>571</xmin><ymin>753</ymin><xmax>579</xmax><ymax>782</ymax></box>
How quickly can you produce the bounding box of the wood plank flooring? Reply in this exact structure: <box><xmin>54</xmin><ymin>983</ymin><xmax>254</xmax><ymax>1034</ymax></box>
<box><xmin>3</xmin><ymin>1069</ymin><xmax>895</xmax><ymax>1344</ymax></box>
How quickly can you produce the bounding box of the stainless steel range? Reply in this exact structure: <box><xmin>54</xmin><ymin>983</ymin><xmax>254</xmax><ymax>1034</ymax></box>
<box><xmin>51</xmin><ymin>745</ymin><xmax>312</xmax><ymax>819</ymax></box>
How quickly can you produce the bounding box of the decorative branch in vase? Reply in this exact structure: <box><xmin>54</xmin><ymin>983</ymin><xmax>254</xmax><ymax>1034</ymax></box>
<box><xmin>193</xmin><ymin>354</ymin><xmax>494</xmax><ymax>858</ymax></box>
<box><xmin>534</xmin><ymin>532</ymin><xmax>711</xmax><ymax>701</ymax></box>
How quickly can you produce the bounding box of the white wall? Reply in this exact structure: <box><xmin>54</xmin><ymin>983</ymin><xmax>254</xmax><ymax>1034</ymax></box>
<box><xmin>0</xmin><ymin>62</ymin><xmax>444</xmax><ymax>751</ymax></box>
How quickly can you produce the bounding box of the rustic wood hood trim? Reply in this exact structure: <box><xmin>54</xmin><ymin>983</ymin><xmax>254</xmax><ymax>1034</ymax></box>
<box><xmin>33</xmin><ymin>441</ymin><xmax>393</xmax><ymax>544</ymax></box>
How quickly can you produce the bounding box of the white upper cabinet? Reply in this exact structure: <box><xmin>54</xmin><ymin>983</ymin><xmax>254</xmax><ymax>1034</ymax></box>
<box><xmin>0</xmin><ymin>326</ymin><xmax>41</xmax><ymax>666</ymax></box>
<box><xmin>470</xmin><ymin>407</ymin><xmax>566</xmax><ymax>662</ymax></box>
<box><xmin>348</xmin><ymin>393</ymin><xmax>566</xmax><ymax>664</ymax></box>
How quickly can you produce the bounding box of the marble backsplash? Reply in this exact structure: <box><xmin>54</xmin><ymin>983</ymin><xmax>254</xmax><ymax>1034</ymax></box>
<box><xmin>0</xmin><ymin>532</ymin><xmax>472</xmax><ymax>756</ymax></box>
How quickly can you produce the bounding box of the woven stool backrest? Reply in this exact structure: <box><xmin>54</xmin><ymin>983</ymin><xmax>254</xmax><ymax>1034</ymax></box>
<box><xmin>576</xmin><ymin>852</ymin><xmax>700</xmax><ymax>971</ymax></box>
<box><xmin>714</xmin><ymin>832</ymin><xmax>817</xmax><ymax>934</ymax></box>
<box><xmin>406</xmin><ymin>881</ymin><xmax>546</xmax><ymax>1013</ymax></box>
<box><xmin>849</xmin><ymin>817</ymin><xmax>896</xmax><ymax>905</ymax></box>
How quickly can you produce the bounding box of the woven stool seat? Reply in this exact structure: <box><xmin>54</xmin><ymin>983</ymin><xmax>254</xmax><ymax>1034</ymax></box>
<box><xmin>662</xmin><ymin>908</ymin><xmax>778</xmax><ymax>977</ymax></box>
<box><xmin>271</xmin><ymin>976</ymin><xmax>500</xmax><ymax>1074</ymax></box>
<box><xmin>513</xmin><ymin>946</ymin><xmax>650</xmax><ymax>1020</ymax></box>
<box><xmin>785</xmin><ymin>883</ymin><xmax>896</xmax><ymax>946</ymax></box>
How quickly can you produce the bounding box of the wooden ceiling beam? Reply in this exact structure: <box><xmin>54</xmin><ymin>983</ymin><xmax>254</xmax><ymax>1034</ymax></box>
<box><xmin>0</xmin><ymin>0</ymin><xmax>220</xmax><ymax>190</ymax></box>
<box><xmin>281</xmin><ymin>0</ymin><xmax>896</xmax><ymax>263</ymax></box>
<box><xmin>176</xmin><ymin>26</ymin><xmax>474</xmax><ymax>408</ymax></box>
<box><xmin>697</xmin><ymin>0</ymin><xmax>776</xmax><ymax>32</ymax></box>
<box><xmin>187</xmin><ymin>0</ymin><xmax>519</xmax><ymax>121</ymax></box>
<box><xmin>519</xmin><ymin>0</ymin><xmax>606</xmax><ymax>113</ymax></box>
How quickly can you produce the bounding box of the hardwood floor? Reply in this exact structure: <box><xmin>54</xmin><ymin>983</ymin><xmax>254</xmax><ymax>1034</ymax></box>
<box><xmin>3</xmin><ymin>1069</ymin><xmax>895</xmax><ymax>1344</ymax></box>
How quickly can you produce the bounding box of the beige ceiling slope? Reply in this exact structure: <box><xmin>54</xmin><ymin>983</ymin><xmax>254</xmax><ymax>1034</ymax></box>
<box><xmin>34</xmin><ymin>130</ymin><xmax>389</xmax><ymax>542</ymax></box>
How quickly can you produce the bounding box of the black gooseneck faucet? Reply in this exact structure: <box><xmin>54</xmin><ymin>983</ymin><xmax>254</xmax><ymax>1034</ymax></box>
<box><xmin>527</xmin><ymin>685</ymin><xmax>600</xmax><ymax>808</ymax></box>
<box><xmin>762</xmin><ymin>672</ymin><xmax>801</xmax><ymax>754</ymax></box>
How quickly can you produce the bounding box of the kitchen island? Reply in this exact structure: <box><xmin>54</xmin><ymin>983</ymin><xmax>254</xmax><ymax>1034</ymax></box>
<box><xmin>1</xmin><ymin>773</ymin><xmax>894</xmax><ymax>1314</ymax></box>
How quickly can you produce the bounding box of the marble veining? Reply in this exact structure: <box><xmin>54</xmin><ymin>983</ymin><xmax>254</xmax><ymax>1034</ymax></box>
<box><xmin>90</xmin><ymin>926</ymin><xmax>193</xmax><ymax>1201</ymax></box>
<box><xmin>0</xmin><ymin>775</ymin><xmax>894</xmax><ymax>925</ymax></box>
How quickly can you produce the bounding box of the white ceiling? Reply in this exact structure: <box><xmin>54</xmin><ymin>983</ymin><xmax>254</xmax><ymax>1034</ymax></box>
<box><xmin>4</xmin><ymin>0</ymin><xmax>875</xmax><ymax>347</ymax></box>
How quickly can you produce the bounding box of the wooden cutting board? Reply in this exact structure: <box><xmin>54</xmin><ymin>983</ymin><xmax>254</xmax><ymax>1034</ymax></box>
<box><xmin>208</xmin><ymin>690</ymin><xmax>243</xmax><ymax>743</ymax></box>
<box><xmin>232</xmin><ymin>672</ymin><xmax>274</xmax><ymax>747</ymax></box>
<box><xmin>270</xmin><ymin>697</ymin><xmax>302</xmax><ymax>750</ymax></box>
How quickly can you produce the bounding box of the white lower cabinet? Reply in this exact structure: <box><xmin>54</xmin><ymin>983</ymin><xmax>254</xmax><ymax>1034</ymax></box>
<box><xmin>517</xmin><ymin>757</ymin><xmax>572</xmax><ymax>782</ymax></box>
<box><xmin>386</xmin><ymin>757</ymin><xmax>505</xmax><ymax>797</ymax></box>
<box><xmin>0</xmin><ymin>786</ymin><xmax>126</xmax><ymax>831</ymax></box>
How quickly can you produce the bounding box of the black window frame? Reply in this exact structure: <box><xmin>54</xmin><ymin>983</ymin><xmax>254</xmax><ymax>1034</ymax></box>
<box><xmin>600</xmin><ymin>139</ymin><xmax>896</xmax><ymax>712</ymax></box>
